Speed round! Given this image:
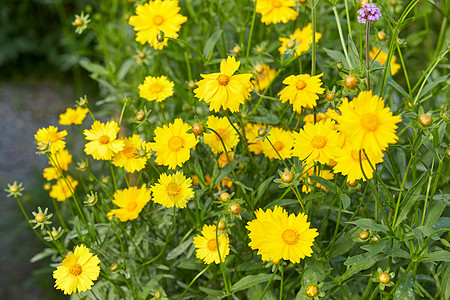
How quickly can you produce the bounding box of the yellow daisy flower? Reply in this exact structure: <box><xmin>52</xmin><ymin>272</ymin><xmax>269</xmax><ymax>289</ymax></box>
<box><xmin>203</xmin><ymin>115</ymin><xmax>240</xmax><ymax>154</ymax></box>
<box><xmin>338</xmin><ymin>91</ymin><xmax>402</xmax><ymax>153</ymax></box>
<box><xmin>35</xmin><ymin>126</ymin><xmax>67</xmax><ymax>154</ymax></box>
<box><xmin>255</xmin><ymin>0</ymin><xmax>298</xmax><ymax>25</ymax></box>
<box><xmin>194</xmin><ymin>56</ymin><xmax>253</xmax><ymax>113</ymax></box>
<box><xmin>218</xmin><ymin>151</ymin><xmax>235</xmax><ymax>168</ymax></box>
<box><xmin>150</xmin><ymin>171</ymin><xmax>194</xmax><ymax>208</ymax></box>
<box><xmin>129</xmin><ymin>0</ymin><xmax>187</xmax><ymax>50</ymax></box>
<box><xmin>139</xmin><ymin>75</ymin><xmax>174</xmax><ymax>102</ymax></box>
<box><xmin>151</xmin><ymin>118</ymin><xmax>198</xmax><ymax>169</ymax></box>
<box><xmin>292</xmin><ymin>118</ymin><xmax>340</xmax><ymax>165</ymax></box>
<box><xmin>278</xmin><ymin>23</ymin><xmax>322</xmax><ymax>56</ymax></box>
<box><xmin>369</xmin><ymin>47</ymin><xmax>401</xmax><ymax>76</ymax></box>
<box><xmin>49</xmin><ymin>175</ymin><xmax>78</xmax><ymax>202</ymax></box>
<box><xmin>59</xmin><ymin>107</ymin><xmax>89</xmax><ymax>125</ymax></box>
<box><xmin>245</xmin><ymin>123</ymin><xmax>265</xmax><ymax>155</ymax></box>
<box><xmin>246</xmin><ymin>206</ymin><xmax>319</xmax><ymax>263</ymax></box>
<box><xmin>112</xmin><ymin>135</ymin><xmax>150</xmax><ymax>173</ymax></box>
<box><xmin>43</xmin><ymin>167</ymin><xmax>60</xmax><ymax>181</ymax></box>
<box><xmin>252</xmin><ymin>64</ymin><xmax>276</xmax><ymax>91</ymax></box>
<box><xmin>193</xmin><ymin>224</ymin><xmax>230</xmax><ymax>264</ymax></box>
<box><xmin>53</xmin><ymin>244</ymin><xmax>100</xmax><ymax>295</ymax></box>
<box><xmin>303</xmin><ymin>113</ymin><xmax>328</xmax><ymax>124</ymax></box>
<box><xmin>278</xmin><ymin>73</ymin><xmax>325</xmax><ymax>112</ymax></box>
<box><xmin>83</xmin><ymin>121</ymin><xmax>125</xmax><ymax>161</ymax></box>
<box><xmin>49</xmin><ymin>149</ymin><xmax>73</xmax><ymax>171</ymax></box>
<box><xmin>261</xmin><ymin>127</ymin><xmax>294</xmax><ymax>160</ymax></box>
<box><xmin>107</xmin><ymin>184</ymin><xmax>151</xmax><ymax>221</ymax></box>
<box><xmin>333</xmin><ymin>145</ymin><xmax>385</xmax><ymax>182</ymax></box>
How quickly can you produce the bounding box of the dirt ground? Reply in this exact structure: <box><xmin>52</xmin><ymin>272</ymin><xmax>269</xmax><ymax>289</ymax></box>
<box><xmin>0</xmin><ymin>78</ymin><xmax>74</xmax><ymax>299</ymax></box>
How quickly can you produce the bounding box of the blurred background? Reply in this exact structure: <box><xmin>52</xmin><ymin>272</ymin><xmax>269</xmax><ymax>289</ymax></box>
<box><xmin>0</xmin><ymin>0</ymin><xmax>95</xmax><ymax>298</ymax></box>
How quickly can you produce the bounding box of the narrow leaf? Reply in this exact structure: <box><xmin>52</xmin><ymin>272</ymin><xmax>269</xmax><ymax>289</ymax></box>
<box><xmin>231</xmin><ymin>273</ymin><xmax>281</xmax><ymax>292</ymax></box>
<box><xmin>203</xmin><ymin>30</ymin><xmax>223</xmax><ymax>62</ymax></box>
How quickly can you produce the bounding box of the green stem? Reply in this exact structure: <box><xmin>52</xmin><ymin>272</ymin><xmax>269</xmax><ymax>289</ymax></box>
<box><xmin>215</xmin><ymin>219</ymin><xmax>231</xmax><ymax>294</ymax></box>
<box><xmin>332</xmin><ymin>6</ymin><xmax>353</xmax><ymax>69</ymax></box>
<box><xmin>311</xmin><ymin>0</ymin><xmax>317</xmax><ymax>76</ymax></box>
<box><xmin>177</xmin><ymin>265</ymin><xmax>211</xmax><ymax>300</ymax></box>
<box><xmin>420</xmin><ymin>158</ymin><xmax>434</xmax><ymax>226</ymax></box>
<box><xmin>279</xmin><ymin>261</ymin><xmax>284</xmax><ymax>300</ymax></box>
<box><xmin>258</xmin><ymin>264</ymin><xmax>280</xmax><ymax>300</ymax></box>
<box><xmin>245</xmin><ymin>0</ymin><xmax>258</xmax><ymax>70</ymax></box>
<box><xmin>344</xmin><ymin>0</ymin><xmax>352</xmax><ymax>40</ymax></box>
<box><xmin>366</xmin><ymin>22</ymin><xmax>370</xmax><ymax>90</ymax></box>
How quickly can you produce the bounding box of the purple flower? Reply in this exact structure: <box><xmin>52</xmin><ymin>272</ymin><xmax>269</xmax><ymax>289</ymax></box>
<box><xmin>357</xmin><ymin>4</ymin><xmax>382</xmax><ymax>24</ymax></box>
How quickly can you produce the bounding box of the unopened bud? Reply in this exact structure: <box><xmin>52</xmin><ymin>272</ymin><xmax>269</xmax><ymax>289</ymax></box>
<box><xmin>377</xmin><ymin>31</ymin><xmax>386</xmax><ymax>41</ymax></box>
<box><xmin>153</xmin><ymin>291</ymin><xmax>162</xmax><ymax>299</ymax></box>
<box><xmin>218</xmin><ymin>220</ymin><xmax>226</xmax><ymax>231</ymax></box>
<box><xmin>359</xmin><ymin>230</ymin><xmax>369</xmax><ymax>240</ymax></box>
<box><xmin>257</xmin><ymin>127</ymin><xmax>266</xmax><ymax>137</ymax></box>
<box><xmin>359</xmin><ymin>0</ymin><xmax>369</xmax><ymax>7</ymax></box>
<box><xmin>156</xmin><ymin>31</ymin><xmax>164</xmax><ymax>43</ymax></box>
<box><xmin>286</xmin><ymin>40</ymin><xmax>295</xmax><ymax>49</ymax></box>
<box><xmin>419</xmin><ymin>114</ymin><xmax>432</xmax><ymax>127</ymax></box>
<box><xmin>306</xmin><ymin>285</ymin><xmax>318</xmax><ymax>297</ymax></box>
<box><xmin>219</xmin><ymin>192</ymin><xmax>230</xmax><ymax>203</ymax></box>
<box><xmin>344</xmin><ymin>75</ymin><xmax>358</xmax><ymax>89</ymax></box>
<box><xmin>389</xmin><ymin>0</ymin><xmax>397</xmax><ymax>6</ymax></box>
<box><xmin>325</xmin><ymin>91</ymin><xmax>335</xmax><ymax>101</ymax></box>
<box><xmin>74</xmin><ymin>17</ymin><xmax>83</xmax><ymax>27</ymax></box>
<box><xmin>232</xmin><ymin>45</ymin><xmax>241</xmax><ymax>55</ymax></box>
<box><xmin>38</xmin><ymin>143</ymin><xmax>49</xmax><ymax>152</ymax></box>
<box><xmin>281</xmin><ymin>171</ymin><xmax>293</xmax><ymax>183</ymax></box>
<box><xmin>138</xmin><ymin>52</ymin><xmax>146</xmax><ymax>59</ymax></box>
<box><xmin>230</xmin><ymin>203</ymin><xmax>241</xmax><ymax>215</ymax></box>
<box><xmin>191</xmin><ymin>123</ymin><xmax>204</xmax><ymax>136</ymax></box>
<box><xmin>35</xmin><ymin>213</ymin><xmax>46</xmax><ymax>223</ymax></box>
<box><xmin>135</xmin><ymin>110</ymin><xmax>145</xmax><ymax>121</ymax></box>
<box><xmin>255</xmin><ymin>64</ymin><xmax>264</xmax><ymax>74</ymax></box>
<box><xmin>378</xmin><ymin>272</ymin><xmax>391</xmax><ymax>284</ymax></box>
<box><xmin>348</xmin><ymin>181</ymin><xmax>357</xmax><ymax>188</ymax></box>
<box><xmin>306</xmin><ymin>177</ymin><xmax>315</xmax><ymax>186</ymax></box>
<box><xmin>187</xmin><ymin>80</ymin><xmax>196</xmax><ymax>89</ymax></box>
<box><xmin>110</xmin><ymin>263</ymin><xmax>119</xmax><ymax>272</ymax></box>
<box><xmin>43</xmin><ymin>183</ymin><xmax>51</xmax><ymax>191</ymax></box>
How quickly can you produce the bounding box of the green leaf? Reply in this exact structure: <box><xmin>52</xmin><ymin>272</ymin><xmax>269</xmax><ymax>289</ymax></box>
<box><xmin>394</xmin><ymin>172</ymin><xmax>427</xmax><ymax>228</ymax></box>
<box><xmin>383</xmin><ymin>247</ymin><xmax>411</xmax><ymax>259</ymax></box>
<box><xmin>139</xmin><ymin>274</ymin><xmax>173</xmax><ymax>299</ymax></box>
<box><xmin>388</xmin><ymin>78</ymin><xmax>410</xmax><ymax>100</ymax></box>
<box><xmin>340</xmin><ymin>194</ymin><xmax>351</xmax><ymax>210</ymax></box>
<box><xmin>393</xmin><ymin>271</ymin><xmax>414</xmax><ymax>300</ymax></box>
<box><xmin>443</xmin><ymin>263</ymin><xmax>450</xmax><ymax>299</ymax></box>
<box><xmin>231</xmin><ymin>273</ymin><xmax>281</xmax><ymax>292</ymax></box>
<box><xmin>340</xmin><ymin>254</ymin><xmax>383</xmax><ymax>282</ymax></box>
<box><xmin>310</xmin><ymin>175</ymin><xmax>339</xmax><ymax>194</ymax></box>
<box><xmin>117</xmin><ymin>58</ymin><xmax>135</xmax><ymax>80</ymax></box>
<box><xmin>329</xmin><ymin>226</ymin><xmax>359</xmax><ymax>257</ymax></box>
<box><xmin>166</xmin><ymin>238</ymin><xmax>193</xmax><ymax>260</ymax></box>
<box><xmin>79</xmin><ymin>60</ymin><xmax>109</xmax><ymax>76</ymax></box>
<box><xmin>361</xmin><ymin>240</ymin><xmax>389</xmax><ymax>255</ymax></box>
<box><xmin>323</xmin><ymin>48</ymin><xmax>348</xmax><ymax>68</ymax></box>
<box><xmin>255</xmin><ymin>176</ymin><xmax>275</xmax><ymax>204</ymax></box>
<box><xmin>177</xmin><ymin>258</ymin><xmax>204</xmax><ymax>270</ymax></box>
<box><xmin>421</xmin><ymin>251</ymin><xmax>450</xmax><ymax>262</ymax></box>
<box><xmin>263</xmin><ymin>199</ymin><xmax>299</xmax><ymax>210</ymax></box>
<box><xmin>249</xmin><ymin>106</ymin><xmax>280</xmax><ymax>125</ymax></box>
<box><xmin>30</xmin><ymin>248</ymin><xmax>57</xmax><ymax>263</ymax></box>
<box><xmin>203</xmin><ymin>30</ymin><xmax>223</xmax><ymax>62</ymax></box>
<box><xmin>424</xmin><ymin>199</ymin><xmax>446</xmax><ymax>227</ymax></box>
<box><xmin>348</xmin><ymin>218</ymin><xmax>389</xmax><ymax>232</ymax></box>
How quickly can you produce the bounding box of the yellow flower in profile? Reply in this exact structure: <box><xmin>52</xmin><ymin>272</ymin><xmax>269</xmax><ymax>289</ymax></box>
<box><xmin>43</xmin><ymin>167</ymin><xmax>60</xmax><ymax>181</ymax></box>
<box><xmin>255</xmin><ymin>0</ymin><xmax>298</xmax><ymax>25</ymax></box>
<box><xmin>194</xmin><ymin>56</ymin><xmax>253</xmax><ymax>113</ymax></box>
<box><xmin>252</xmin><ymin>64</ymin><xmax>276</xmax><ymax>91</ymax></box>
<box><xmin>246</xmin><ymin>206</ymin><xmax>319</xmax><ymax>263</ymax></box>
<box><xmin>53</xmin><ymin>244</ymin><xmax>100</xmax><ymax>295</ymax></box>
<box><xmin>49</xmin><ymin>149</ymin><xmax>73</xmax><ymax>171</ymax></box>
<box><xmin>218</xmin><ymin>151</ymin><xmax>235</xmax><ymax>168</ymax></box>
<box><xmin>84</xmin><ymin>121</ymin><xmax>125</xmax><ymax>160</ymax></box>
<box><xmin>59</xmin><ymin>107</ymin><xmax>89</xmax><ymax>125</ymax></box>
<box><xmin>292</xmin><ymin>119</ymin><xmax>340</xmax><ymax>165</ymax></box>
<box><xmin>301</xmin><ymin>163</ymin><xmax>335</xmax><ymax>194</ymax></box>
<box><xmin>278</xmin><ymin>23</ymin><xmax>322</xmax><ymax>56</ymax></box>
<box><xmin>338</xmin><ymin>91</ymin><xmax>402</xmax><ymax>153</ymax></box>
<box><xmin>369</xmin><ymin>47</ymin><xmax>401</xmax><ymax>76</ymax></box>
<box><xmin>35</xmin><ymin>126</ymin><xmax>67</xmax><ymax>154</ymax></box>
<box><xmin>129</xmin><ymin>0</ymin><xmax>187</xmax><ymax>50</ymax></box>
<box><xmin>150</xmin><ymin>171</ymin><xmax>194</xmax><ymax>208</ymax></box>
<box><xmin>112</xmin><ymin>135</ymin><xmax>150</xmax><ymax>173</ymax></box>
<box><xmin>139</xmin><ymin>75</ymin><xmax>174</xmax><ymax>102</ymax></box>
<box><xmin>49</xmin><ymin>175</ymin><xmax>78</xmax><ymax>202</ymax></box>
<box><xmin>261</xmin><ymin>127</ymin><xmax>294</xmax><ymax>160</ymax></box>
<box><xmin>203</xmin><ymin>115</ymin><xmax>240</xmax><ymax>154</ymax></box>
<box><xmin>151</xmin><ymin>118</ymin><xmax>198</xmax><ymax>169</ymax></box>
<box><xmin>193</xmin><ymin>224</ymin><xmax>230</xmax><ymax>264</ymax></box>
<box><xmin>107</xmin><ymin>184</ymin><xmax>151</xmax><ymax>221</ymax></box>
<box><xmin>278</xmin><ymin>73</ymin><xmax>325</xmax><ymax>112</ymax></box>
<box><xmin>245</xmin><ymin>123</ymin><xmax>265</xmax><ymax>154</ymax></box>
<box><xmin>333</xmin><ymin>145</ymin><xmax>384</xmax><ymax>182</ymax></box>
<box><xmin>303</xmin><ymin>113</ymin><xmax>328</xmax><ymax>124</ymax></box>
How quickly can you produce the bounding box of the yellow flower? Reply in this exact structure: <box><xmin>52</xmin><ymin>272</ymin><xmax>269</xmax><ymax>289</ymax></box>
<box><xmin>338</xmin><ymin>91</ymin><xmax>402</xmax><ymax>153</ymax></box>
<box><xmin>292</xmin><ymin>119</ymin><xmax>340</xmax><ymax>165</ymax></box>
<box><xmin>203</xmin><ymin>115</ymin><xmax>240</xmax><ymax>154</ymax></box>
<box><xmin>333</xmin><ymin>145</ymin><xmax>384</xmax><ymax>182</ymax></box>
<box><xmin>59</xmin><ymin>107</ymin><xmax>88</xmax><ymax>125</ymax></box>
<box><xmin>139</xmin><ymin>75</ymin><xmax>174</xmax><ymax>102</ymax></box>
<box><xmin>107</xmin><ymin>184</ymin><xmax>151</xmax><ymax>221</ymax></box>
<box><xmin>252</xmin><ymin>64</ymin><xmax>276</xmax><ymax>91</ymax></box>
<box><xmin>53</xmin><ymin>244</ymin><xmax>100</xmax><ymax>295</ymax></box>
<box><xmin>246</xmin><ymin>206</ymin><xmax>319</xmax><ymax>263</ymax></box>
<box><xmin>35</xmin><ymin>126</ymin><xmax>67</xmax><ymax>154</ymax></box>
<box><xmin>43</xmin><ymin>167</ymin><xmax>60</xmax><ymax>181</ymax></box>
<box><xmin>245</xmin><ymin>123</ymin><xmax>265</xmax><ymax>155</ymax></box>
<box><xmin>112</xmin><ymin>135</ymin><xmax>150</xmax><ymax>173</ymax></box>
<box><xmin>278</xmin><ymin>73</ymin><xmax>325</xmax><ymax>112</ymax></box>
<box><xmin>194</xmin><ymin>56</ymin><xmax>253</xmax><ymax>113</ymax></box>
<box><xmin>303</xmin><ymin>113</ymin><xmax>328</xmax><ymax>124</ymax></box>
<box><xmin>129</xmin><ymin>0</ymin><xmax>187</xmax><ymax>50</ymax></box>
<box><xmin>49</xmin><ymin>175</ymin><xmax>78</xmax><ymax>202</ymax></box>
<box><xmin>261</xmin><ymin>127</ymin><xmax>294</xmax><ymax>160</ymax></box>
<box><xmin>49</xmin><ymin>149</ymin><xmax>73</xmax><ymax>171</ymax></box>
<box><xmin>301</xmin><ymin>163</ymin><xmax>335</xmax><ymax>194</ymax></box>
<box><xmin>278</xmin><ymin>23</ymin><xmax>322</xmax><ymax>56</ymax></box>
<box><xmin>150</xmin><ymin>171</ymin><xmax>194</xmax><ymax>208</ymax></box>
<box><xmin>193</xmin><ymin>224</ymin><xmax>230</xmax><ymax>264</ymax></box>
<box><xmin>83</xmin><ymin>121</ymin><xmax>125</xmax><ymax>160</ymax></box>
<box><xmin>151</xmin><ymin>118</ymin><xmax>198</xmax><ymax>169</ymax></box>
<box><xmin>369</xmin><ymin>47</ymin><xmax>401</xmax><ymax>76</ymax></box>
<box><xmin>218</xmin><ymin>151</ymin><xmax>235</xmax><ymax>168</ymax></box>
<box><xmin>255</xmin><ymin>0</ymin><xmax>298</xmax><ymax>25</ymax></box>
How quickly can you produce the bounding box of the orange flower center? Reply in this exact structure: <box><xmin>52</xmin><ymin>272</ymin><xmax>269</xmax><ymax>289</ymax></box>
<box><xmin>152</xmin><ymin>15</ymin><xmax>164</xmax><ymax>26</ymax></box>
<box><xmin>150</xmin><ymin>82</ymin><xmax>164</xmax><ymax>94</ymax></box>
<box><xmin>272</xmin><ymin>0</ymin><xmax>282</xmax><ymax>8</ymax></box>
<box><xmin>351</xmin><ymin>150</ymin><xmax>367</xmax><ymax>162</ymax></box>
<box><xmin>99</xmin><ymin>135</ymin><xmax>110</xmax><ymax>144</ymax></box>
<box><xmin>217</xmin><ymin>74</ymin><xmax>230</xmax><ymax>86</ymax></box>
<box><xmin>123</xmin><ymin>146</ymin><xmax>137</xmax><ymax>159</ymax></box>
<box><xmin>296</xmin><ymin>80</ymin><xmax>307</xmax><ymax>90</ymax></box>
<box><xmin>207</xmin><ymin>238</ymin><xmax>218</xmax><ymax>251</ymax></box>
<box><xmin>69</xmin><ymin>264</ymin><xmax>82</xmax><ymax>276</ymax></box>
<box><xmin>215</xmin><ymin>128</ymin><xmax>228</xmax><ymax>142</ymax></box>
<box><xmin>282</xmin><ymin>229</ymin><xmax>300</xmax><ymax>245</ymax></box>
<box><xmin>168</xmin><ymin>136</ymin><xmax>185</xmax><ymax>152</ymax></box>
<box><xmin>165</xmin><ymin>182</ymin><xmax>182</xmax><ymax>197</ymax></box>
<box><xmin>361</xmin><ymin>113</ymin><xmax>380</xmax><ymax>131</ymax></box>
<box><xmin>273</xmin><ymin>141</ymin><xmax>284</xmax><ymax>151</ymax></box>
<box><xmin>127</xmin><ymin>201</ymin><xmax>138</xmax><ymax>211</ymax></box>
<box><xmin>311</xmin><ymin>135</ymin><xmax>327</xmax><ymax>149</ymax></box>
